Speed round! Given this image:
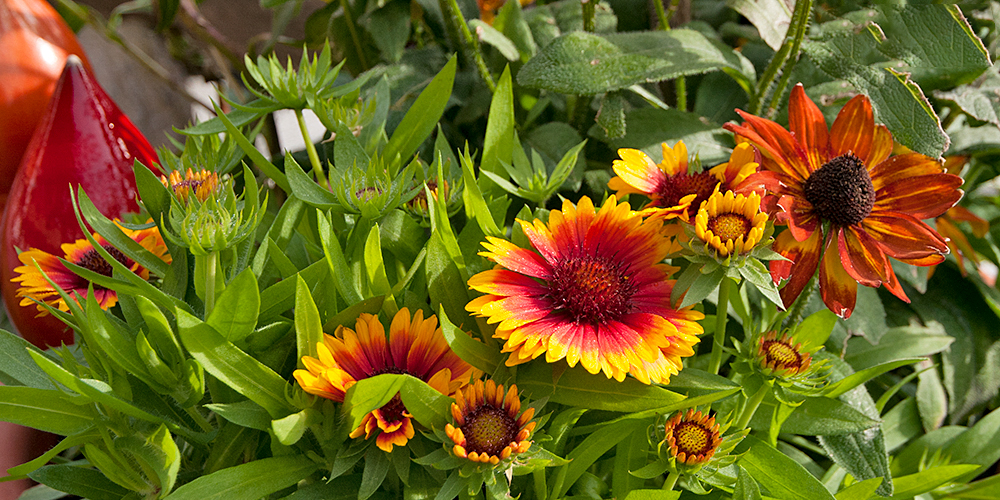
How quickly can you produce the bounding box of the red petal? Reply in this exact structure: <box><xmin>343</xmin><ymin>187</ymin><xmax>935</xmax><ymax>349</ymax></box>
<box><xmin>870</xmin><ymin>154</ymin><xmax>943</xmax><ymax>190</ymax></box>
<box><xmin>830</xmin><ymin>94</ymin><xmax>874</xmax><ymax>162</ymax></box>
<box><xmin>819</xmin><ymin>234</ymin><xmax>858</xmax><ymax>319</ymax></box>
<box><xmin>839</xmin><ymin>226</ymin><xmax>888</xmax><ymax>287</ymax></box>
<box><xmin>730</xmin><ymin>111</ymin><xmax>811</xmax><ymax>182</ymax></box>
<box><xmin>862</xmin><ymin>211</ymin><xmax>948</xmax><ymax>260</ymax></box>
<box><xmin>866</xmin><ymin>125</ymin><xmax>893</xmax><ymax>169</ymax></box>
<box><xmin>788</xmin><ymin>84</ymin><xmax>830</xmax><ymax>172</ymax></box>
<box><xmin>874</xmin><ymin>174</ymin><xmax>964</xmax><ymax>219</ymax></box>
<box><xmin>778</xmin><ymin>195</ymin><xmax>819</xmax><ymax>242</ymax></box>
<box><xmin>770</xmin><ymin>228</ymin><xmax>823</xmax><ymax>309</ymax></box>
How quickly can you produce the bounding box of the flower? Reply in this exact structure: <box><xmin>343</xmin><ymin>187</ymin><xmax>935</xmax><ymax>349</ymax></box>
<box><xmin>609</xmin><ymin>141</ymin><xmax>759</xmax><ymax>221</ymax></box>
<box><xmin>663</xmin><ymin>409</ymin><xmax>722</xmax><ymax>466</ymax></box>
<box><xmin>12</xmin><ymin>222</ymin><xmax>170</xmax><ymax>315</ymax></box>
<box><xmin>445</xmin><ymin>379</ymin><xmax>536</xmax><ymax>465</ymax></box>
<box><xmin>477</xmin><ymin>0</ymin><xmax>534</xmax><ymax>24</ymax></box>
<box><xmin>293</xmin><ymin>308</ymin><xmax>482</xmax><ymax>452</ymax></box>
<box><xmin>466</xmin><ymin>196</ymin><xmax>703</xmax><ymax>385</ymax></box>
<box><xmin>724</xmin><ymin>84</ymin><xmax>964</xmax><ymax>317</ymax></box>
<box><xmin>160</xmin><ymin>168</ymin><xmax>221</xmax><ymax>204</ymax></box>
<box><xmin>694</xmin><ymin>190</ymin><xmax>768</xmax><ymax>258</ymax></box>
<box><xmin>754</xmin><ymin>330</ymin><xmax>813</xmax><ymax>378</ymax></box>
<box><xmin>927</xmin><ymin>156</ymin><xmax>989</xmax><ymax>281</ymax></box>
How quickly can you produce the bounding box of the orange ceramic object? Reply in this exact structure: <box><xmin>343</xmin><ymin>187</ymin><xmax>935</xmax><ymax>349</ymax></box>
<box><xmin>0</xmin><ymin>57</ymin><xmax>158</xmax><ymax>348</ymax></box>
<box><xmin>0</xmin><ymin>0</ymin><xmax>91</xmax><ymax>207</ymax></box>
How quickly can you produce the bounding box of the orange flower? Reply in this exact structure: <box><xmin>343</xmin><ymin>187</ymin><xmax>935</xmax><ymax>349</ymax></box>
<box><xmin>609</xmin><ymin>141</ymin><xmax>759</xmax><ymax>221</ymax></box>
<box><xmin>725</xmin><ymin>85</ymin><xmax>963</xmax><ymax>317</ymax></box>
<box><xmin>160</xmin><ymin>168</ymin><xmax>220</xmax><ymax>204</ymax></box>
<box><xmin>294</xmin><ymin>308</ymin><xmax>482</xmax><ymax>452</ymax></box>
<box><xmin>663</xmin><ymin>409</ymin><xmax>722</xmax><ymax>466</ymax></box>
<box><xmin>466</xmin><ymin>196</ymin><xmax>703</xmax><ymax>385</ymax></box>
<box><xmin>12</xmin><ymin>222</ymin><xmax>170</xmax><ymax>315</ymax></box>
<box><xmin>927</xmin><ymin>157</ymin><xmax>989</xmax><ymax>280</ymax></box>
<box><xmin>445</xmin><ymin>379</ymin><xmax>535</xmax><ymax>465</ymax></box>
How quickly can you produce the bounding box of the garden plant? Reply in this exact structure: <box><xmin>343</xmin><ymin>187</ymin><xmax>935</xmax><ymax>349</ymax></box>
<box><xmin>1</xmin><ymin>0</ymin><xmax>1000</xmax><ymax>499</ymax></box>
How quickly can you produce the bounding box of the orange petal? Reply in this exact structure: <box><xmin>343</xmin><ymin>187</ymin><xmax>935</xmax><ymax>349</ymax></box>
<box><xmin>788</xmin><ymin>84</ymin><xmax>830</xmax><ymax>172</ymax></box>
<box><xmin>862</xmin><ymin>211</ymin><xmax>949</xmax><ymax>260</ymax></box>
<box><xmin>870</xmin><ymin>154</ymin><xmax>943</xmax><ymax>190</ymax></box>
<box><xmin>867</xmin><ymin>125</ymin><xmax>893</xmax><ymax>169</ymax></box>
<box><xmin>874</xmin><ymin>174</ymin><xmax>963</xmax><ymax>219</ymax></box>
<box><xmin>729</xmin><ymin>111</ymin><xmax>811</xmax><ymax>182</ymax></box>
<box><xmin>777</xmin><ymin>195</ymin><xmax>819</xmax><ymax>242</ymax></box>
<box><xmin>770</xmin><ymin>228</ymin><xmax>823</xmax><ymax>309</ymax></box>
<box><xmin>830</xmin><ymin>94</ymin><xmax>874</xmax><ymax>163</ymax></box>
<box><xmin>946</xmin><ymin>205</ymin><xmax>989</xmax><ymax>238</ymax></box>
<box><xmin>839</xmin><ymin>226</ymin><xmax>889</xmax><ymax>287</ymax></box>
<box><xmin>819</xmin><ymin>233</ymin><xmax>858</xmax><ymax>318</ymax></box>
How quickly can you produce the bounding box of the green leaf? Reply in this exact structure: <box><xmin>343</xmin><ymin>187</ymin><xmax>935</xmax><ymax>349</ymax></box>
<box><xmin>469</xmin><ymin>20</ymin><xmax>520</xmax><ymax>61</ymax></box>
<box><xmin>211</xmin><ymin>101</ymin><xmax>290</xmax><ymax>192</ymax></box>
<box><xmin>934</xmin><ymin>67</ymin><xmax>1000</xmax><ymax>127</ymax></box>
<box><xmin>916</xmin><ymin>363</ymin><xmax>948</xmax><ymax>433</ymax></box>
<box><xmin>516</xmin><ymin>362</ymin><xmax>685</xmax><ymax>413</ymax></box>
<box><xmin>739</xmin><ymin>258</ymin><xmax>784</xmax><ymax>308</ymax></box>
<box><xmin>29</xmin><ymin>465</ymin><xmax>129</xmax><ymax>500</ymax></box>
<box><xmin>834</xmin><ymin>477</ymin><xmax>884</xmax><ymax>500</ymax></box>
<box><xmin>737</xmin><ymin>436</ymin><xmax>836</xmax><ymax>500</ymax></box>
<box><xmin>943</xmin><ymin>405</ymin><xmax>1000</xmax><ymax>482</ymax></box>
<box><xmin>481</xmin><ymin>66</ymin><xmax>516</xmax><ymax>196</ymax></box>
<box><xmin>518</xmin><ymin>30</ymin><xmax>753</xmax><ymax>95</ymax></box>
<box><xmin>259</xmin><ymin>260</ymin><xmax>331</xmax><ymax>322</ymax></box>
<box><xmin>792</xmin><ymin>309</ymin><xmax>838</xmax><ymax>350</ymax></box>
<box><xmin>176</xmin><ymin>309</ymin><xmax>294</xmax><ymax>418</ymax></box>
<box><xmin>360</xmin><ymin>447</ymin><xmax>390</xmax><ymax>500</ymax></box>
<box><xmin>779</xmin><ymin>397</ymin><xmax>879</xmax><ymax>436</ymax></box>
<box><xmin>621</xmin><ymin>490</ymin><xmax>680</xmax><ymax>500</ymax></box>
<box><xmin>272</xmin><ymin>409</ymin><xmax>317</xmax><ymax>446</ymax></box>
<box><xmin>204</xmin><ymin>400</ymin><xmax>272</xmax><ymax>430</ymax></box>
<box><xmin>164</xmin><ymin>455</ymin><xmax>319</xmax><ymax>500</ymax></box>
<box><xmin>844</xmin><ymin>324</ymin><xmax>953</xmax><ymax>371</ymax></box>
<box><xmin>889</xmin><ymin>464</ymin><xmax>980</xmax><ymax>499</ymax></box>
<box><xmin>674</xmin><ymin>263</ymin><xmax>726</xmax><ymax>309</ymax></box>
<box><xmin>343</xmin><ymin>374</ymin><xmax>406</xmax><ymax>431</ymax></box>
<box><xmin>438</xmin><ymin>307</ymin><xmax>500</xmax><ymax>375</ymax></box>
<box><xmin>364</xmin><ymin>224</ymin><xmax>396</xmax><ymax>314</ymax></box>
<box><xmin>734</xmin><ymin>465</ymin><xmax>762</xmax><ymax>500</ymax></box>
<box><xmin>286</xmin><ymin>154</ymin><xmax>339</xmax><ymax>209</ymax></box>
<box><xmin>590</xmin><ymin>107</ymin><xmax>732</xmax><ymax>166</ymax></box>
<box><xmin>207</xmin><ymin>268</ymin><xmax>260</xmax><ymax>343</ymax></box>
<box><xmin>399</xmin><ymin>377</ymin><xmax>452</xmax><ymax>430</ymax></box>
<box><xmin>0</xmin><ymin>386</ymin><xmax>95</xmax><ymax>435</ymax></box>
<box><xmin>823</xmin><ymin>358</ymin><xmax>924</xmax><ymax>399</ymax></box>
<box><xmin>663</xmin><ymin>368</ymin><xmax>741</xmax><ymax>397</ymax></box>
<box><xmin>181</xmin><ymin>99</ymin><xmax>281</xmax><ymax>135</ymax></box>
<box><xmin>78</xmin><ymin>190</ymin><xmax>169</xmax><ymax>277</ymax></box>
<box><xmin>318</xmin><ymin>211</ymin><xmax>364</xmax><ymax>306</ymax></box>
<box><xmin>0</xmin><ymin>329</ymin><xmax>55</xmax><ymax>389</ymax></box>
<box><xmin>295</xmin><ymin>275</ymin><xmax>325</xmax><ymax>366</ymax></box>
<box><xmin>555</xmin><ymin>418</ymin><xmax>647</xmax><ymax>498</ymax></box>
<box><xmin>727</xmin><ymin>0</ymin><xmax>791</xmax><ymax>50</ymax></box>
<box><xmin>383</xmin><ymin>56</ymin><xmax>457</xmax><ymax>170</ymax></box>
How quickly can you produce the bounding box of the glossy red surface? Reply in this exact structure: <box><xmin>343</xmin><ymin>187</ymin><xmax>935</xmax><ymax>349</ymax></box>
<box><xmin>0</xmin><ymin>57</ymin><xmax>159</xmax><ymax>348</ymax></box>
<box><xmin>0</xmin><ymin>0</ymin><xmax>91</xmax><ymax>206</ymax></box>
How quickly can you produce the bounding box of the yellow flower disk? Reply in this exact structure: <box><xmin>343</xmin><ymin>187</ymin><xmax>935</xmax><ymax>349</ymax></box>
<box><xmin>160</xmin><ymin>168</ymin><xmax>221</xmax><ymax>204</ymax></box>
<box><xmin>694</xmin><ymin>190</ymin><xmax>768</xmax><ymax>257</ymax></box>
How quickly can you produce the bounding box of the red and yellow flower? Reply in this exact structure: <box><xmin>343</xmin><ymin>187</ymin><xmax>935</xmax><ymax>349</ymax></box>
<box><xmin>12</xmin><ymin>222</ymin><xmax>170</xmax><ymax>314</ymax></box>
<box><xmin>294</xmin><ymin>308</ymin><xmax>482</xmax><ymax>452</ymax></box>
<box><xmin>725</xmin><ymin>84</ymin><xmax>964</xmax><ymax>317</ymax></box>
<box><xmin>160</xmin><ymin>168</ymin><xmax>220</xmax><ymax>205</ymax></box>
<box><xmin>663</xmin><ymin>409</ymin><xmax>722</xmax><ymax>466</ymax></box>
<box><xmin>466</xmin><ymin>196</ymin><xmax>703</xmax><ymax>385</ymax></box>
<box><xmin>694</xmin><ymin>189</ymin><xmax>768</xmax><ymax>258</ymax></box>
<box><xmin>609</xmin><ymin>141</ymin><xmax>759</xmax><ymax>221</ymax></box>
<box><xmin>445</xmin><ymin>379</ymin><xmax>536</xmax><ymax>465</ymax></box>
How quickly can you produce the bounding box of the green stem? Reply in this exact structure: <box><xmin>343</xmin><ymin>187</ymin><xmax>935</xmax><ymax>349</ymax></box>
<box><xmin>582</xmin><ymin>0</ymin><xmax>596</xmax><ymax>32</ymax></box>
<box><xmin>708</xmin><ymin>277</ymin><xmax>731</xmax><ymax>375</ymax></box>
<box><xmin>736</xmin><ymin>383</ymin><xmax>769</xmax><ymax>430</ymax></box>
<box><xmin>675</xmin><ymin>77</ymin><xmax>687</xmax><ymax>112</ymax></box>
<box><xmin>751</xmin><ymin>0</ymin><xmax>812</xmax><ymax>115</ymax></box>
<box><xmin>338</xmin><ymin>0</ymin><xmax>370</xmax><ymax>71</ymax></box>
<box><xmin>533</xmin><ymin>469</ymin><xmax>548</xmax><ymax>500</ymax></box>
<box><xmin>662</xmin><ymin>472</ymin><xmax>680</xmax><ymax>491</ymax></box>
<box><xmin>653</xmin><ymin>0</ymin><xmax>670</xmax><ymax>30</ymax></box>
<box><xmin>765</xmin><ymin>0</ymin><xmax>814</xmax><ymax>118</ymax></box>
<box><xmin>204</xmin><ymin>251</ymin><xmax>218</xmax><ymax>317</ymax></box>
<box><xmin>439</xmin><ymin>0</ymin><xmax>496</xmax><ymax>92</ymax></box>
<box><xmin>295</xmin><ymin>109</ymin><xmax>328</xmax><ymax>190</ymax></box>
<box><xmin>185</xmin><ymin>407</ymin><xmax>214</xmax><ymax>433</ymax></box>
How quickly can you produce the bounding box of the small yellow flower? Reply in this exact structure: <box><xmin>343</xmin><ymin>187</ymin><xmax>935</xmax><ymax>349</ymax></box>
<box><xmin>663</xmin><ymin>409</ymin><xmax>722</xmax><ymax>466</ymax></box>
<box><xmin>755</xmin><ymin>330</ymin><xmax>814</xmax><ymax>378</ymax></box>
<box><xmin>445</xmin><ymin>379</ymin><xmax>536</xmax><ymax>466</ymax></box>
<box><xmin>160</xmin><ymin>168</ymin><xmax>221</xmax><ymax>204</ymax></box>
<box><xmin>694</xmin><ymin>190</ymin><xmax>768</xmax><ymax>258</ymax></box>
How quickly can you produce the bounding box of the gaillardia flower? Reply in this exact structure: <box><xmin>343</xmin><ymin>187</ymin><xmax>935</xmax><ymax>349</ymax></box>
<box><xmin>609</xmin><ymin>141</ymin><xmax>759</xmax><ymax>221</ymax></box>
<box><xmin>466</xmin><ymin>196</ymin><xmax>703</xmax><ymax>385</ymax></box>
<box><xmin>12</xmin><ymin>222</ymin><xmax>170</xmax><ymax>315</ymax></box>
<box><xmin>445</xmin><ymin>379</ymin><xmax>536</xmax><ymax>465</ymax></box>
<box><xmin>160</xmin><ymin>168</ymin><xmax>221</xmax><ymax>204</ymax></box>
<box><xmin>725</xmin><ymin>84</ymin><xmax>964</xmax><ymax>317</ymax></box>
<box><xmin>294</xmin><ymin>308</ymin><xmax>482</xmax><ymax>452</ymax></box>
<box><xmin>663</xmin><ymin>409</ymin><xmax>722</xmax><ymax>466</ymax></box>
<box><xmin>755</xmin><ymin>330</ymin><xmax>814</xmax><ymax>378</ymax></box>
<box><xmin>694</xmin><ymin>190</ymin><xmax>768</xmax><ymax>258</ymax></box>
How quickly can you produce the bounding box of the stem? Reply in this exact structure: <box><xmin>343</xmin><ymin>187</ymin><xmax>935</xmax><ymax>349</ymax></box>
<box><xmin>582</xmin><ymin>0</ymin><xmax>596</xmax><ymax>32</ymax></box>
<box><xmin>652</xmin><ymin>0</ymin><xmax>686</xmax><ymax>112</ymax></box>
<box><xmin>736</xmin><ymin>383</ymin><xmax>769</xmax><ymax>430</ymax></box>
<box><xmin>662</xmin><ymin>472</ymin><xmax>680</xmax><ymax>491</ymax></box>
<box><xmin>338</xmin><ymin>0</ymin><xmax>370</xmax><ymax>71</ymax></box>
<box><xmin>439</xmin><ymin>0</ymin><xmax>496</xmax><ymax>92</ymax></box>
<box><xmin>295</xmin><ymin>109</ymin><xmax>328</xmax><ymax>190</ymax></box>
<box><xmin>654</xmin><ymin>0</ymin><xmax>670</xmax><ymax>30</ymax></box>
<box><xmin>675</xmin><ymin>77</ymin><xmax>687</xmax><ymax>112</ymax></box>
<box><xmin>204</xmin><ymin>251</ymin><xmax>218</xmax><ymax>317</ymax></box>
<box><xmin>708</xmin><ymin>277</ymin><xmax>731</xmax><ymax>375</ymax></box>
<box><xmin>751</xmin><ymin>0</ymin><xmax>813</xmax><ymax>115</ymax></box>
<box><xmin>765</xmin><ymin>0</ymin><xmax>814</xmax><ymax>119</ymax></box>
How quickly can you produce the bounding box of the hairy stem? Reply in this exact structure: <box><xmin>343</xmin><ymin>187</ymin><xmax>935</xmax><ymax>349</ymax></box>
<box><xmin>709</xmin><ymin>277</ymin><xmax>731</xmax><ymax>375</ymax></box>
<box><xmin>765</xmin><ymin>0</ymin><xmax>814</xmax><ymax>118</ymax></box>
<box><xmin>295</xmin><ymin>108</ymin><xmax>327</xmax><ymax>190</ymax></box>
<box><xmin>736</xmin><ymin>383</ymin><xmax>770</xmax><ymax>430</ymax></box>
<box><xmin>662</xmin><ymin>472</ymin><xmax>680</xmax><ymax>491</ymax></box>
<box><xmin>439</xmin><ymin>0</ymin><xmax>496</xmax><ymax>92</ymax></box>
<box><xmin>751</xmin><ymin>0</ymin><xmax>813</xmax><ymax>115</ymax></box>
<box><xmin>582</xmin><ymin>0</ymin><xmax>596</xmax><ymax>32</ymax></box>
<box><xmin>204</xmin><ymin>251</ymin><xmax>218</xmax><ymax>317</ymax></box>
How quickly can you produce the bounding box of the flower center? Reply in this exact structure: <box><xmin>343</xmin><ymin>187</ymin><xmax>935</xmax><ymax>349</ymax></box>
<box><xmin>378</xmin><ymin>394</ymin><xmax>407</xmax><ymax>424</ymax></box>
<box><xmin>549</xmin><ymin>256</ymin><xmax>634</xmax><ymax>324</ymax></box>
<box><xmin>356</xmin><ymin>187</ymin><xmax>381</xmax><ymax>202</ymax></box>
<box><xmin>76</xmin><ymin>246</ymin><xmax>131</xmax><ymax>278</ymax></box>
<box><xmin>803</xmin><ymin>153</ymin><xmax>875</xmax><ymax>226</ymax></box>
<box><xmin>672</xmin><ymin>421</ymin><xmax>714</xmax><ymax>457</ymax></box>
<box><xmin>654</xmin><ymin>171</ymin><xmax>718</xmax><ymax>216</ymax></box>
<box><xmin>707</xmin><ymin>213</ymin><xmax>750</xmax><ymax>243</ymax></box>
<box><xmin>762</xmin><ymin>339</ymin><xmax>803</xmax><ymax>370</ymax></box>
<box><xmin>462</xmin><ymin>404</ymin><xmax>517</xmax><ymax>457</ymax></box>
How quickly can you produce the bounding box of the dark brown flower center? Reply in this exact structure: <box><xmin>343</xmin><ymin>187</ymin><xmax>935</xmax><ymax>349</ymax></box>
<box><xmin>761</xmin><ymin>339</ymin><xmax>803</xmax><ymax>370</ymax></box>
<box><xmin>803</xmin><ymin>153</ymin><xmax>875</xmax><ymax>226</ymax></box>
<box><xmin>707</xmin><ymin>213</ymin><xmax>750</xmax><ymax>242</ymax></box>
<box><xmin>654</xmin><ymin>171</ymin><xmax>718</xmax><ymax>217</ymax></box>
<box><xmin>549</xmin><ymin>256</ymin><xmax>634</xmax><ymax>324</ymax></box>
<box><xmin>76</xmin><ymin>246</ymin><xmax>131</xmax><ymax>278</ymax></box>
<box><xmin>377</xmin><ymin>394</ymin><xmax>407</xmax><ymax>424</ymax></box>
<box><xmin>462</xmin><ymin>404</ymin><xmax>517</xmax><ymax>457</ymax></box>
<box><xmin>672</xmin><ymin>421</ymin><xmax>714</xmax><ymax>457</ymax></box>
